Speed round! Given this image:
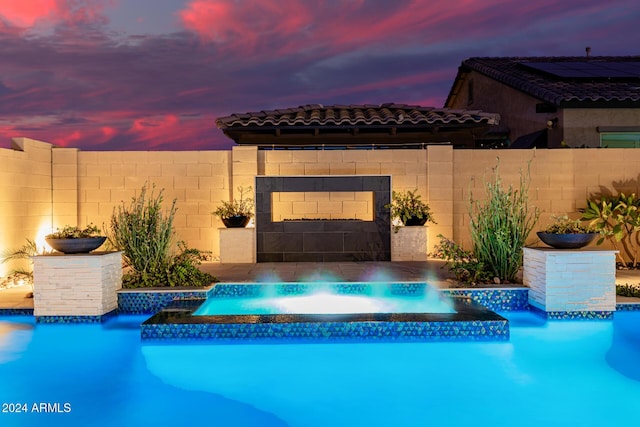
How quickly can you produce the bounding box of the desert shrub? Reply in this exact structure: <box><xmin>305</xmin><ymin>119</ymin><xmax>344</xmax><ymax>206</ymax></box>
<box><xmin>110</xmin><ymin>184</ymin><xmax>214</xmax><ymax>288</ymax></box>
<box><xmin>581</xmin><ymin>193</ymin><xmax>640</xmax><ymax>267</ymax></box>
<box><xmin>468</xmin><ymin>160</ymin><xmax>539</xmax><ymax>282</ymax></box>
<box><xmin>616</xmin><ymin>283</ymin><xmax>640</xmax><ymax>298</ymax></box>
<box><xmin>431</xmin><ymin>235</ymin><xmax>493</xmax><ymax>285</ymax></box>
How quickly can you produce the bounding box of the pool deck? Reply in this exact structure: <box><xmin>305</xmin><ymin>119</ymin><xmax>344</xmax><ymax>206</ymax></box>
<box><xmin>2</xmin><ymin>260</ymin><xmax>640</xmax><ymax>309</ymax></box>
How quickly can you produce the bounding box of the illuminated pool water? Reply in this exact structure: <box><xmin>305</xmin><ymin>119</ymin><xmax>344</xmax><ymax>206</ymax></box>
<box><xmin>193</xmin><ymin>282</ymin><xmax>456</xmax><ymax>315</ymax></box>
<box><xmin>1</xmin><ymin>311</ymin><xmax>639</xmax><ymax>426</ymax></box>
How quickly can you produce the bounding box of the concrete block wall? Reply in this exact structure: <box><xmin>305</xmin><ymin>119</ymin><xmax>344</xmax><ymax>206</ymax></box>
<box><xmin>271</xmin><ymin>191</ymin><xmax>374</xmax><ymax>221</ymax></box>
<box><xmin>77</xmin><ymin>150</ymin><xmax>230</xmax><ymax>255</ymax></box>
<box><xmin>261</xmin><ymin>149</ymin><xmax>428</xmax><ymax>192</ymax></box>
<box><xmin>0</xmin><ymin>138</ymin><xmax>54</xmax><ymax>277</ymax></box>
<box><xmin>452</xmin><ymin>148</ymin><xmax>640</xmax><ymax>253</ymax></box>
<box><xmin>52</xmin><ymin>147</ymin><xmax>79</xmax><ymax>229</ymax></box>
<box><xmin>5</xmin><ymin>138</ymin><xmax>640</xmax><ymax>264</ymax></box>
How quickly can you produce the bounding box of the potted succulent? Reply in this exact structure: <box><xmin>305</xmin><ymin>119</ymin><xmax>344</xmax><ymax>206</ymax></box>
<box><xmin>536</xmin><ymin>215</ymin><xmax>597</xmax><ymax>249</ymax></box>
<box><xmin>385</xmin><ymin>189</ymin><xmax>436</xmax><ymax>227</ymax></box>
<box><xmin>213</xmin><ymin>186</ymin><xmax>254</xmax><ymax>228</ymax></box>
<box><xmin>45</xmin><ymin>224</ymin><xmax>107</xmax><ymax>254</ymax></box>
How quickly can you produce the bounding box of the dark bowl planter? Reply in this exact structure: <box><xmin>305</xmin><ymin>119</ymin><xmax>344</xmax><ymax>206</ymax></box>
<box><xmin>46</xmin><ymin>236</ymin><xmax>107</xmax><ymax>254</ymax></box>
<box><xmin>221</xmin><ymin>215</ymin><xmax>251</xmax><ymax>228</ymax></box>
<box><xmin>536</xmin><ymin>232</ymin><xmax>598</xmax><ymax>249</ymax></box>
<box><xmin>403</xmin><ymin>216</ymin><xmax>428</xmax><ymax>226</ymax></box>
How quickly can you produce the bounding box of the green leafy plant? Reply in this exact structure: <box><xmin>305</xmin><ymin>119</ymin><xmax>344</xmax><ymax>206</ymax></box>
<box><xmin>384</xmin><ymin>189</ymin><xmax>436</xmax><ymax>226</ymax></box>
<box><xmin>468</xmin><ymin>160</ymin><xmax>539</xmax><ymax>282</ymax></box>
<box><xmin>46</xmin><ymin>224</ymin><xmax>102</xmax><ymax>239</ymax></box>
<box><xmin>581</xmin><ymin>193</ymin><xmax>640</xmax><ymax>266</ymax></box>
<box><xmin>213</xmin><ymin>186</ymin><xmax>254</xmax><ymax>219</ymax></box>
<box><xmin>110</xmin><ymin>183</ymin><xmax>214</xmax><ymax>288</ymax></box>
<box><xmin>616</xmin><ymin>283</ymin><xmax>640</xmax><ymax>298</ymax></box>
<box><xmin>431</xmin><ymin>235</ymin><xmax>493</xmax><ymax>285</ymax></box>
<box><xmin>0</xmin><ymin>238</ymin><xmax>51</xmax><ymax>282</ymax></box>
<box><xmin>541</xmin><ymin>215</ymin><xmax>594</xmax><ymax>234</ymax></box>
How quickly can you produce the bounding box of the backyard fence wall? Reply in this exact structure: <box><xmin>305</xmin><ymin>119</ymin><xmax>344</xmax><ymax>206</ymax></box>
<box><xmin>2</xmin><ymin>137</ymin><xmax>639</xmax><ymax>275</ymax></box>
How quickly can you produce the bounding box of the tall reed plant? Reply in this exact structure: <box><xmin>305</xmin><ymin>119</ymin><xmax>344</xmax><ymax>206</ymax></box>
<box><xmin>111</xmin><ymin>184</ymin><xmax>175</xmax><ymax>281</ymax></box>
<box><xmin>110</xmin><ymin>183</ymin><xmax>214</xmax><ymax>288</ymax></box>
<box><xmin>468</xmin><ymin>160</ymin><xmax>539</xmax><ymax>282</ymax></box>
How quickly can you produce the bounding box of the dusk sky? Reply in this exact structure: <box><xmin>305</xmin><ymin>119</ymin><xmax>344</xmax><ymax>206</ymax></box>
<box><xmin>1</xmin><ymin>0</ymin><xmax>639</xmax><ymax>151</ymax></box>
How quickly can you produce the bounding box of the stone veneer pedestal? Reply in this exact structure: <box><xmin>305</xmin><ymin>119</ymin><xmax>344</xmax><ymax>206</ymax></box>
<box><xmin>523</xmin><ymin>247</ymin><xmax>617</xmax><ymax>316</ymax></box>
<box><xmin>391</xmin><ymin>226</ymin><xmax>428</xmax><ymax>261</ymax></box>
<box><xmin>33</xmin><ymin>251</ymin><xmax>122</xmax><ymax>321</ymax></box>
<box><xmin>219</xmin><ymin>227</ymin><xmax>256</xmax><ymax>263</ymax></box>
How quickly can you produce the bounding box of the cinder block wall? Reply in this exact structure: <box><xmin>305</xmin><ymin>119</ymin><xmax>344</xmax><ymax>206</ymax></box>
<box><xmin>3</xmin><ymin>139</ymin><xmax>640</xmax><ymax>270</ymax></box>
<box><xmin>0</xmin><ymin>138</ymin><xmax>54</xmax><ymax>276</ymax></box>
<box><xmin>76</xmin><ymin>150</ymin><xmax>230</xmax><ymax>256</ymax></box>
<box><xmin>451</xmin><ymin>147</ymin><xmax>640</xmax><ymax>251</ymax></box>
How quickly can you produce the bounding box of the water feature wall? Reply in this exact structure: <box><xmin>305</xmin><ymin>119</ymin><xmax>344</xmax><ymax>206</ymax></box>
<box><xmin>255</xmin><ymin>176</ymin><xmax>391</xmax><ymax>262</ymax></box>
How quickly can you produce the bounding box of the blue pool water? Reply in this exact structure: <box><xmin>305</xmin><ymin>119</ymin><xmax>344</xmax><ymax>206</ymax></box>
<box><xmin>194</xmin><ymin>282</ymin><xmax>455</xmax><ymax>315</ymax></box>
<box><xmin>1</xmin><ymin>311</ymin><xmax>640</xmax><ymax>426</ymax></box>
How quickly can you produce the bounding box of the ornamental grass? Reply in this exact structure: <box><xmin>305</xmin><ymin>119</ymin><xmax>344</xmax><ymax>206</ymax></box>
<box><xmin>468</xmin><ymin>160</ymin><xmax>539</xmax><ymax>283</ymax></box>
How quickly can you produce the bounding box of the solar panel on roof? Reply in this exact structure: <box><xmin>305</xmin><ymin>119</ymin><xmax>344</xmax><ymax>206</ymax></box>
<box><xmin>520</xmin><ymin>61</ymin><xmax>640</xmax><ymax>79</ymax></box>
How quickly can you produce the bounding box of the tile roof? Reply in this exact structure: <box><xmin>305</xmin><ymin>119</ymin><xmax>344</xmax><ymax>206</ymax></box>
<box><xmin>453</xmin><ymin>56</ymin><xmax>640</xmax><ymax>106</ymax></box>
<box><xmin>216</xmin><ymin>103</ymin><xmax>499</xmax><ymax>129</ymax></box>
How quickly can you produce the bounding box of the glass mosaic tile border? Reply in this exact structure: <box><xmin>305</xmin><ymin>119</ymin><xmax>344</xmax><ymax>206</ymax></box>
<box><xmin>35</xmin><ymin>309</ymin><xmax>117</xmax><ymax>324</ymax></box>
<box><xmin>117</xmin><ymin>289</ymin><xmax>209</xmax><ymax>314</ymax></box>
<box><xmin>0</xmin><ymin>308</ymin><xmax>34</xmax><ymax>315</ymax></box>
<box><xmin>529</xmin><ymin>305</ymin><xmax>614</xmax><ymax>320</ymax></box>
<box><xmin>616</xmin><ymin>303</ymin><xmax>640</xmax><ymax>311</ymax></box>
<box><xmin>141</xmin><ymin>290</ymin><xmax>509</xmax><ymax>342</ymax></box>
<box><xmin>442</xmin><ymin>288</ymin><xmax>529</xmax><ymax>311</ymax></box>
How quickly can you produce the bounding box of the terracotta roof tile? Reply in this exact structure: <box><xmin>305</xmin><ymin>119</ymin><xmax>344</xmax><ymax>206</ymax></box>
<box><xmin>458</xmin><ymin>56</ymin><xmax>640</xmax><ymax>105</ymax></box>
<box><xmin>216</xmin><ymin>103</ymin><xmax>499</xmax><ymax>129</ymax></box>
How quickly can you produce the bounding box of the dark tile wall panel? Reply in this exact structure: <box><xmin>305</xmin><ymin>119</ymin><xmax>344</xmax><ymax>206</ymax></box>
<box><xmin>256</xmin><ymin>176</ymin><xmax>391</xmax><ymax>262</ymax></box>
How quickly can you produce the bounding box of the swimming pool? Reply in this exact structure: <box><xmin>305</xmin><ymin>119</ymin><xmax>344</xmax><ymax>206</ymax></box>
<box><xmin>1</xmin><ymin>311</ymin><xmax>639</xmax><ymax>426</ymax></box>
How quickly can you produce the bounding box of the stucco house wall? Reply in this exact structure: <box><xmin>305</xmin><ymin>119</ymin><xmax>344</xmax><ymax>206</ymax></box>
<box><xmin>564</xmin><ymin>108</ymin><xmax>640</xmax><ymax>147</ymax></box>
<box><xmin>448</xmin><ymin>71</ymin><xmax>563</xmax><ymax>147</ymax></box>
<box><xmin>449</xmin><ymin>71</ymin><xmax>640</xmax><ymax>149</ymax></box>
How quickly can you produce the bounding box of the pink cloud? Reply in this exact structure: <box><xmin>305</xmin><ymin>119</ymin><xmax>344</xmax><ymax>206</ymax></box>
<box><xmin>0</xmin><ymin>0</ymin><xmax>112</xmax><ymax>30</ymax></box>
<box><xmin>0</xmin><ymin>0</ymin><xmax>58</xmax><ymax>27</ymax></box>
<box><xmin>177</xmin><ymin>0</ymin><xmax>520</xmax><ymax>60</ymax></box>
<box><xmin>179</xmin><ymin>0</ymin><xmax>312</xmax><ymax>53</ymax></box>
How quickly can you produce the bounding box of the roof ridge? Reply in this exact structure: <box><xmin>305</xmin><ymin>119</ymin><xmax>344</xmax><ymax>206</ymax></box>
<box><xmin>216</xmin><ymin>104</ymin><xmax>499</xmax><ymax>129</ymax></box>
<box><xmin>460</xmin><ymin>56</ymin><xmax>640</xmax><ymax>105</ymax></box>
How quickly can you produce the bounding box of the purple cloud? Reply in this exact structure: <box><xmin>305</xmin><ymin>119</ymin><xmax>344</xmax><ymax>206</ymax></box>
<box><xmin>0</xmin><ymin>0</ymin><xmax>638</xmax><ymax>150</ymax></box>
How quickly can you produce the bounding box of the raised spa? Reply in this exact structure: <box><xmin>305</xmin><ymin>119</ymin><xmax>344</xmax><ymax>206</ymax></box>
<box><xmin>141</xmin><ymin>282</ymin><xmax>509</xmax><ymax>342</ymax></box>
<box><xmin>193</xmin><ymin>282</ymin><xmax>455</xmax><ymax>315</ymax></box>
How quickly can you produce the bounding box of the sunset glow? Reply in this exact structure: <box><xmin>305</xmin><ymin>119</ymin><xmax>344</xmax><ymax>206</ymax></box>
<box><xmin>0</xmin><ymin>0</ymin><xmax>637</xmax><ymax>150</ymax></box>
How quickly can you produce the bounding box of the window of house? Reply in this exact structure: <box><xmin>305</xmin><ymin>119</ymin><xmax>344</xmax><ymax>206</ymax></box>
<box><xmin>600</xmin><ymin>132</ymin><xmax>640</xmax><ymax>148</ymax></box>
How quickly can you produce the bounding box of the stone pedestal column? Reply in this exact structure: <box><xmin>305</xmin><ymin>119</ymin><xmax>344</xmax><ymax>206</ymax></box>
<box><xmin>523</xmin><ymin>247</ymin><xmax>617</xmax><ymax>319</ymax></box>
<box><xmin>391</xmin><ymin>226</ymin><xmax>428</xmax><ymax>261</ymax></box>
<box><xmin>219</xmin><ymin>227</ymin><xmax>256</xmax><ymax>263</ymax></box>
<box><xmin>33</xmin><ymin>251</ymin><xmax>122</xmax><ymax>322</ymax></box>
